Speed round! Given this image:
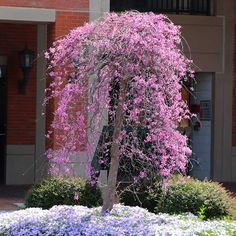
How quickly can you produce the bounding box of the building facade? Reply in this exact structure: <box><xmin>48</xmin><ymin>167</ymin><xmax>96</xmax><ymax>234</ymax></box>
<box><xmin>0</xmin><ymin>0</ymin><xmax>235</xmax><ymax>184</ymax></box>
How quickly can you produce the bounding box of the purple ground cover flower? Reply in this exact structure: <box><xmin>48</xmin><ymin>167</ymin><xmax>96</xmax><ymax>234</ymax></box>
<box><xmin>0</xmin><ymin>205</ymin><xmax>235</xmax><ymax>235</ymax></box>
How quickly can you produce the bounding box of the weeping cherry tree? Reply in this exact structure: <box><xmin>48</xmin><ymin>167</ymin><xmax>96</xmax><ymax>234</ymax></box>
<box><xmin>45</xmin><ymin>12</ymin><xmax>193</xmax><ymax>212</ymax></box>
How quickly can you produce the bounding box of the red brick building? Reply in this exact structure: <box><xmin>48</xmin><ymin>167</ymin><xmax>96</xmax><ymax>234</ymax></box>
<box><xmin>0</xmin><ymin>0</ymin><xmax>94</xmax><ymax>184</ymax></box>
<box><xmin>0</xmin><ymin>0</ymin><xmax>235</xmax><ymax>185</ymax></box>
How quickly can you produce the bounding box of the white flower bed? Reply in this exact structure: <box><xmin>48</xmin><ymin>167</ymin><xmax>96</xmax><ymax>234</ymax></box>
<box><xmin>0</xmin><ymin>204</ymin><xmax>235</xmax><ymax>235</ymax></box>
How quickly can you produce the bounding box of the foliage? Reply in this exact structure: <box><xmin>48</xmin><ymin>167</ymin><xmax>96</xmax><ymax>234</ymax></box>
<box><xmin>159</xmin><ymin>175</ymin><xmax>233</xmax><ymax>219</ymax></box>
<box><xmin>121</xmin><ymin>175</ymin><xmax>233</xmax><ymax>220</ymax></box>
<box><xmin>120</xmin><ymin>176</ymin><xmax>163</xmax><ymax>212</ymax></box>
<box><xmin>0</xmin><ymin>205</ymin><xmax>236</xmax><ymax>235</ymax></box>
<box><xmin>45</xmin><ymin>11</ymin><xmax>193</xmax><ymax>176</ymax></box>
<box><xmin>25</xmin><ymin>177</ymin><xmax>102</xmax><ymax>209</ymax></box>
<box><xmin>45</xmin><ymin>11</ymin><xmax>193</xmax><ymax>210</ymax></box>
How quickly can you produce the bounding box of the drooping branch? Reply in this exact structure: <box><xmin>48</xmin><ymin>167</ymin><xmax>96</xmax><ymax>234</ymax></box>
<box><xmin>45</xmin><ymin>11</ymin><xmax>193</xmax><ymax>211</ymax></box>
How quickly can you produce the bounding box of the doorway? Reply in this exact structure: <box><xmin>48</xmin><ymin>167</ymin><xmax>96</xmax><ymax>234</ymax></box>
<box><xmin>0</xmin><ymin>58</ymin><xmax>7</xmax><ymax>184</ymax></box>
<box><xmin>190</xmin><ymin>72</ymin><xmax>213</xmax><ymax>179</ymax></box>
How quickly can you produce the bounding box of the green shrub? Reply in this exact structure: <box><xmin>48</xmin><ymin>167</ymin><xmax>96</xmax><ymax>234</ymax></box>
<box><xmin>121</xmin><ymin>175</ymin><xmax>233</xmax><ymax>220</ymax></box>
<box><xmin>158</xmin><ymin>175</ymin><xmax>233</xmax><ymax>219</ymax></box>
<box><xmin>120</xmin><ymin>177</ymin><xmax>163</xmax><ymax>212</ymax></box>
<box><xmin>25</xmin><ymin>177</ymin><xmax>102</xmax><ymax>209</ymax></box>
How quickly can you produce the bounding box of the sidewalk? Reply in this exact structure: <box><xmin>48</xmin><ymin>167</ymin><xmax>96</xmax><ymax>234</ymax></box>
<box><xmin>0</xmin><ymin>185</ymin><xmax>30</xmax><ymax>211</ymax></box>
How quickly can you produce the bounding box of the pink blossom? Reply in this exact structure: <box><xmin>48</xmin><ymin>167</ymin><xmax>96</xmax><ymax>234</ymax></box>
<box><xmin>139</xmin><ymin>171</ymin><xmax>146</xmax><ymax>179</ymax></box>
<box><xmin>74</xmin><ymin>192</ymin><xmax>80</xmax><ymax>201</ymax></box>
<box><xmin>45</xmin><ymin>11</ymin><xmax>193</xmax><ymax>178</ymax></box>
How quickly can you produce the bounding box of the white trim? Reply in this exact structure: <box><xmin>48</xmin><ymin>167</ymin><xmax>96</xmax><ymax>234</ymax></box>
<box><xmin>89</xmin><ymin>0</ymin><xmax>110</xmax><ymax>22</ymax></box>
<box><xmin>0</xmin><ymin>6</ymin><xmax>56</xmax><ymax>23</ymax></box>
<box><xmin>6</xmin><ymin>145</ymin><xmax>35</xmax><ymax>185</ymax></box>
<box><xmin>215</xmin><ymin>15</ymin><xmax>225</xmax><ymax>75</ymax></box>
<box><xmin>213</xmin><ymin>0</ymin><xmax>235</xmax><ymax>181</ymax></box>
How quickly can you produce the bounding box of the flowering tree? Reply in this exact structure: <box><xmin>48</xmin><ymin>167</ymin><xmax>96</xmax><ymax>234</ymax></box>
<box><xmin>45</xmin><ymin>12</ymin><xmax>193</xmax><ymax>212</ymax></box>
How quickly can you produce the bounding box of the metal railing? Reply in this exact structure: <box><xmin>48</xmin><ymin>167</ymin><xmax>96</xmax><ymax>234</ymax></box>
<box><xmin>110</xmin><ymin>0</ymin><xmax>212</xmax><ymax>16</ymax></box>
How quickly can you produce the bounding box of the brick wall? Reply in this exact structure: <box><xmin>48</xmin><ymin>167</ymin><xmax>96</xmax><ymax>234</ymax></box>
<box><xmin>46</xmin><ymin>10</ymin><xmax>89</xmax><ymax>150</ymax></box>
<box><xmin>54</xmin><ymin>11</ymin><xmax>89</xmax><ymax>38</ymax></box>
<box><xmin>0</xmin><ymin>0</ymin><xmax>88</xmax><ymax>10</ymax></box>
<box><xmin>0</xmin><ymin>1</ymin><xmax>89</xmax><ymax>148</ymax></box>
<box><xmin>0</xmin><ymin>23</ymin><xmax>37</xmax><ymax>145</ymax></box>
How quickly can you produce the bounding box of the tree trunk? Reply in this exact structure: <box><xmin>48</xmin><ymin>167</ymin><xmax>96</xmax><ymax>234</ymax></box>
<box><xmin>102</xmin><ymin>79</ymin><xmax>127</xmax><ymax>213</ymax></box>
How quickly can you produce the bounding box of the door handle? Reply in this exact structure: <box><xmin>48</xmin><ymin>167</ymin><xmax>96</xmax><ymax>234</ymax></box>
<box><xmin>0</xmin><ymin>133</ymin><xmax>5</xmax><ymax>136</ymax></box>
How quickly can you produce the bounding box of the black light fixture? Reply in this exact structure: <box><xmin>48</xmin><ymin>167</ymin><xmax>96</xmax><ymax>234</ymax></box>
<box><xmin>0</xmin><ymin>65</ymin><xmax>6</xmax><ymax>80</ymax></box>
<box><xmin>0</xmin><ymin>56</ymin><xmax>7</xmax><ymax>82</ymax></box>
<box><xmin>18</xmin><ymin>46</ymin><xmax>34</xmax><ymax>94</ymax></box>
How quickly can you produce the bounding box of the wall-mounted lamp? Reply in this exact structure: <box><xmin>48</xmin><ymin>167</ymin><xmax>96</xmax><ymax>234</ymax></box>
<box><xmin>0</xmin><ymin>65</ymin><xmax>6</xmax><ymax>80</ymax></box>
<box><xmin>0</xmin><ymin>56</ymin><xmax>7</xmax><ymax>82</ymax></box>
<box><xmin>18</xmin><ymin>46</ymin><xmax>34</xmax><ymax>94</ymax></box>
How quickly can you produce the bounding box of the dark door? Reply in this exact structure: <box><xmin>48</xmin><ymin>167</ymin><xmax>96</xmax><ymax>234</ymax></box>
<box><xmin>0</xmin><ymin>66</ymin><xmax>6</xmax><ymax>184</ymax></box>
